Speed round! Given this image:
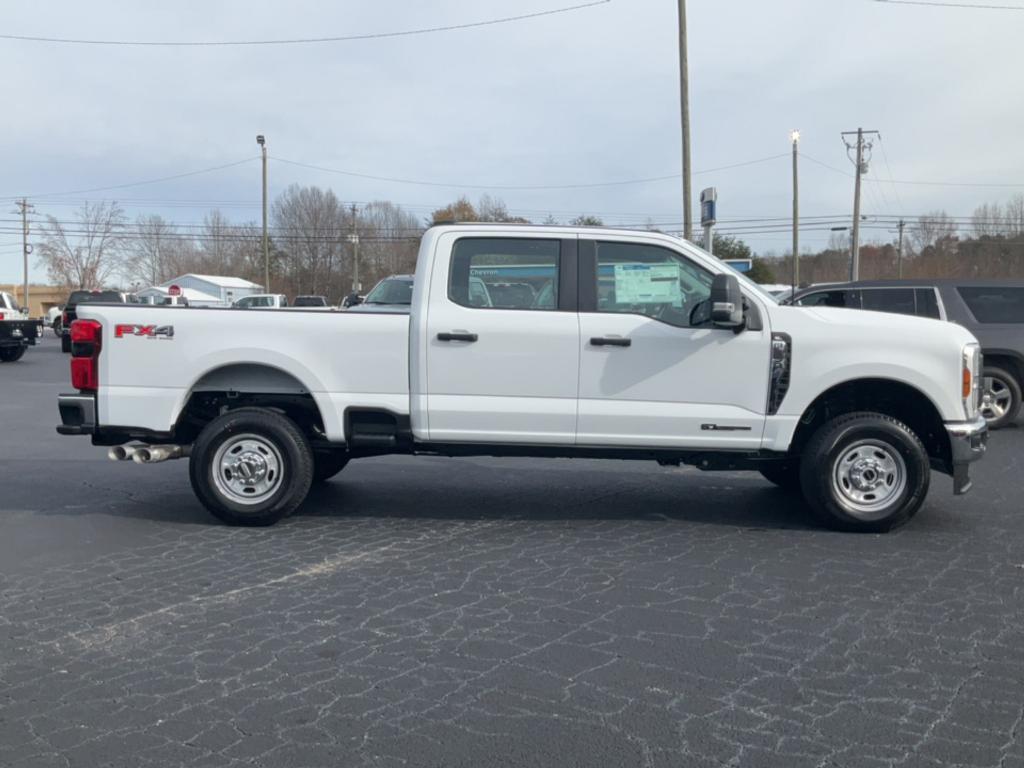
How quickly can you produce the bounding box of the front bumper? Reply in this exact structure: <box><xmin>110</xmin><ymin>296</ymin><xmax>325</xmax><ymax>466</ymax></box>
<box><xmin>945</xmin><ymin>417</ymin><xmax>988</xmax><ymax>495</ymax></box>
<box><xmin>56</xmin><ymin>393</ymin><xmax>96</xmax><ymax>435</ymax></box>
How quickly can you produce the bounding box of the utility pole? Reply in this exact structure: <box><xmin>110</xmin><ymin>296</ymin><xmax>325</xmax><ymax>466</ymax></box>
<box><xmin>13</xmin><ymin>199</ymin><xmax>34</xmax><ymax>314</ymax></box>
<box><xmin>256</xmin><ymin>135</ymin><xmax>269</xmax><ymax>292</ymax></box>
<box><xmin>349</xmin><ymin>204</ymin><xmax>360</xmax><ymax>294</ymax></box>
<box><xmin>897</xmin><ymin>218</ymin><xmax>906</xmax><ymax>279</ymax></box>
<box><xmin>677</xmin><ymin>0</ymin><xmax>693</xmax><ymax>242</ymax></box>
<box><xmin>791</xmin><ymin>131</ymin><xmax>800</xmax><ymax>292</ymax></box>
<box><xmin>841</xmin><ymin>128</ymin><xmax>878</xmax><ymax>281</ymax></box>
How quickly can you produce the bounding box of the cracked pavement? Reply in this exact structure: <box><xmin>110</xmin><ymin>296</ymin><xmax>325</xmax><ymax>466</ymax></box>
<box><xmin>1</xmin><ymin>341</ymin><xmax>1023</xmax><ymax>767</ymax></box>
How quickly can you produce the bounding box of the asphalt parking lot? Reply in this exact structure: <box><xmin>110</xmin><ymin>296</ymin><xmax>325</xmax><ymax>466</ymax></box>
<box><xmin>2</xmin><ymin>338</ymin><xmax>1023</xmax><ymax>768</ymax></box>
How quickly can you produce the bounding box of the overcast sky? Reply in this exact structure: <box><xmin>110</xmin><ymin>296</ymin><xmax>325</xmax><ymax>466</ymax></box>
<box><xmin>2</xmin><ymin>0</ymin><xmax>1023</xmax><ymax>283</ymax></box>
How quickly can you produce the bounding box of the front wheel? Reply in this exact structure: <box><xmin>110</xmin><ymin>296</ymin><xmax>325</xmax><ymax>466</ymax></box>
<box><xmin>800</xmin><ymin>412</ymin><xmax>930</xmax><ymax>533</ymax></box>
<box><xmin>189</xmin><ymin>407</ymin><xmax>314</xmax><ymax>526</ymax></box>
<box><xmin>980</xmin><ymin>366</ymin><xmax>1021</xmax><ymax>429</ymax></box>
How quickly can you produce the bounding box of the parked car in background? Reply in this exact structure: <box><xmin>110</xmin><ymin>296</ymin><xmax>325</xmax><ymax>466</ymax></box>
<box><xmin>233</xmin><ymin>294</ymin><xmax>289</xmax><ymax>309</ymax></box>
<box><xmin>0</xmin><ymin>293</ymin><xmax>39</xmax><ymax>362</ymax></box>
<box><xmin>1</xmin><ymin>291</ymin><xmax>29</xmax><ymax>320</ymax></box>
<box><xmin>293</xmin><ymin>295</ymin><xmax>329</xmax><ymax>308</ymax></box>
<box><xmin>347</xmin><ymin>275</ymin><xmax>414</xmax><ymax>313</ymax></box>
<box><xmin>60</xmin><ymin>290</ymin><xmax>138</xmax><ymax>353</ymax></box>
<box><xmin>159</xmin><ymin>295</ymin><xmax>190</xmax><ymax>307</ymax></box>
<box><xmin>47</xmin><ymin>305</ymin><xmax>64</xmax><ymax>336</ymax></box>
<box><xmin>789</xmin><ymin>279</ymin><xmax>1024</xmax><ymax>428</ymax></box>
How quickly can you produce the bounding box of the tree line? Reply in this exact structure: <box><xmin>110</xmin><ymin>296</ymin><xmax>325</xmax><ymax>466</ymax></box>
<box><xmin>34</xmin><ymin>189</ymin><xmax>608</xmax><ymax>300</ymax></box>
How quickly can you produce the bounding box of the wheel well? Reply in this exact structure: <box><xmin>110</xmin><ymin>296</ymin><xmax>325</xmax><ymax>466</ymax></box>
<box><xmin>173</xmin><ymin>364</ymin><xmax>326</xmax><ymax>445</ymax></box>
<box><xmin>790</xmin><ymin>379</ymin><xmax>950</xmax><ymax>467</ymax></box>
<box><xmin>982</xmin><ymin>352</ymin><xmax>1023</xmax><ymax>385</ymax></box>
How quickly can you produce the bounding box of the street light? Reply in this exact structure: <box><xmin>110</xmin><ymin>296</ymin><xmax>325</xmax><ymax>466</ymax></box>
<box><xmin>256</xmin><ymin>135</ymin><xmax>269</xmax><ymax>292</ymax></box>
<box><xmin>791</xmin><ymin>130</ymin><xmax>800</xmax><ymax>293</ymax></box>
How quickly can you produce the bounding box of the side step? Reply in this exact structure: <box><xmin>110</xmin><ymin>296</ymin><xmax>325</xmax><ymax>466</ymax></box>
<box><xmin>347</xmin><ymin>411</ymin><xmax>408</xmax><ymax>450</ymax></box>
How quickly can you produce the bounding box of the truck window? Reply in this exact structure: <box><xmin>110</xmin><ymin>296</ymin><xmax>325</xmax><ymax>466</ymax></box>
<box><xmin>449</xmin><ymin>238</ymin><xmax>559</xmax><ymax>311</ymax></box>
<box><xmin>796</xmin><ymin>289</ymin><xmax>861</xmax><ymax>309</ymax></box>
<box><xmin>861</xmin><ymin>288</ymin><xmax>916</xmax><ymax>316</ymax></box>
<box><xmin>958</xmin><ymin>286</ymin><xmax>1024</xmax><ymax>323</ymax></box>
<box><xmin>916</xmin><ymin>288</ymin><xmax>941</xmax><ymax>319</ymax></box>
<box><xmin>594</xmin><ymin>241</ymin><xmax>713</xmax><ymax>328</ymax></box>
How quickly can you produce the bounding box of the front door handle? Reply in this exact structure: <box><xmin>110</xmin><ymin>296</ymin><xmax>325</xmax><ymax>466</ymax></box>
<box><xmin>437</xmin><ymin>332</ymin><xmax>478</xmax><ymax>343</ymax></box>
<box><xmin>590</xmin><ymin>336</ymin><xmax>631</xmax><ymax>347</ymax></box>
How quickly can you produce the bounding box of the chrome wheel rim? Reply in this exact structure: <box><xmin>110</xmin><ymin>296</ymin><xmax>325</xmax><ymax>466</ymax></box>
<box><xmin>212</xmin><ymin>433</ymin><xmax>283</xmax><ymax>505</ymax></box>
<box><xmin>980</xmin><ymin>376</ymin><xmax>1013</xmax><ymax>423</ymax></box>
<box><xmin>831</xmin><ymin>439</ymin><xmax>907</xmax><ymax>519</ymax></box>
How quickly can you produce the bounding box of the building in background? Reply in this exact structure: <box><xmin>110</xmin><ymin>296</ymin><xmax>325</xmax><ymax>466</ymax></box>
<box><xmin>155</xmin><ymin>274</ymin><xmax>263</xmax><ymax>305</ymax></box>
<box><xmin>135</xmin><ymin>285</ymin><xmax>222</xmax><ymax>307</ymax></box>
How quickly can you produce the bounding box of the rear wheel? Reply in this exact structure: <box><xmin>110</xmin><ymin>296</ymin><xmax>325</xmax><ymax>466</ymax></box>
<box><xmin>189</xmin><ymin>407</ymin><xmax>314</xmax><ymax>526</ymax></box>
<box><xmin>0</xmin><ymin>346</ymin><xmax>26</xmax><ymax>363</ymax></box>
<box><xmin>800</xmin><ymin>412</ymin><xmax>929</xmax><ymax>533</ymax></box>
<box><xmin>980</xmin><ymin>366</ymin><xmax>1021</xmax><ymax>429</ymax></box>
<box><xmin>313</xmin><ymin>452</ymin><xmax>349</xmax><ymax>483</ymax></box>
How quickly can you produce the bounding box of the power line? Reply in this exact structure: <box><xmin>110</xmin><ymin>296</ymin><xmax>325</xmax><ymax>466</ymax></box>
<box><xmin>271</xmin><ymin>153</ymin><xmax>790</xmax><ymax>191</ymax></box>
<box><xmin>0</xmin><ymin>158</ymin><xmax>257</xmax><ymax>201</ymax></box>
<box><xmin>0</xmin><ymin>1</ymin><xmax>611</xmax><ymax>46</ymax></box>
<box><xmin>800</xmin><ymin>151</ymin><xmax>1024</xmax><ymax>187</ymax></box>
<box><xmin>872</xmin><ymin>0</ymin><xmax>1024</xmax><ymax>10</ymax></box>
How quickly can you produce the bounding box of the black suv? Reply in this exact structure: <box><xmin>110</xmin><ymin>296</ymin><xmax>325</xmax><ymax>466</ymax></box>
<box><xmin>788</xmin><ymin>280</ymin><xmax>1024</xmax><ymax>428</ymax></box>
<box><xmin>60</xmin><ymin>290</ymin><xmax>137</xmax><ymax>353</ymax></box>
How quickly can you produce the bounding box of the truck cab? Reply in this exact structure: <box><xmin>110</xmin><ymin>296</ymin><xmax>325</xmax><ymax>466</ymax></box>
<box><xmin>57</xmin><ymin>225</ymin><xmax>988</xmax><ymax>532</ymax></box>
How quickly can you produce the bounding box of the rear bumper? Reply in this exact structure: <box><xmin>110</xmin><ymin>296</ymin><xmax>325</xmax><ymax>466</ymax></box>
<box><xmin>56</xmin><ymin>393</ymin><xmax>96</xmax><ymax>435</ymax></box>
<box><xmin>945</xmin><ymin>417</ymin><xmax>988</xmax><ymax>495</ymax></box>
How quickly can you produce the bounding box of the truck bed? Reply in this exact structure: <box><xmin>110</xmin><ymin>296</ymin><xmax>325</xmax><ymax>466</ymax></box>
<box><xmin>76</xmin><ymin>305</ymin><xmax>411</xmax><ymax>441</ymax></box>
<box><xmin>0</xmin><ymin>318</ymin><xmax>39</xmax><ymax>344</ymax></box>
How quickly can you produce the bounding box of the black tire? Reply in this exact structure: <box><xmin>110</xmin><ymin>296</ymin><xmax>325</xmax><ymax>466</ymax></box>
<box><xmin>799</xmin><ymin>412</ymin><xmax>930</xmax><ymax>533</ymax></box>
<box><xmin>52</xmin><ymin>319</ymin><xmax>63</xmax><ymax>338</ymax></box>
<box><xmin>981</xmin><ymin>366</ymin><xmax>1022</xmax><ymax>429</ymax></box>
<box><xmin>312</xmin><ymin>452</ymin><xmax>349</xmax><ymax>483</ymax></box>
<box><xmin>759</xmin><ymin>461</ymin><xmax>801</xmax><ymax>492</ymax></box>
<box><xmin>0</xmin><ymin>346</ymin><xmax>26</xmax><ymax>363</ymax></box>
<box><xmin>189</xmin><ymin>407</ymin><xmax>314</xmax><ymax>526</ymax></box>
<box><xmin>61</xmin><ymin>335</ymin><xmax>71</xmax><ymax>354</ymax></box>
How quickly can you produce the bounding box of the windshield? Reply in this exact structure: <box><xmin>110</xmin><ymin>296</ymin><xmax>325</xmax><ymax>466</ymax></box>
<box><xmin>69</xmin><ymin>290</ymin><xmax>123</xmax><ymax>305</ymax></box>
<box><xmin>294</xmin><ymin>296</ymin><xmax>327</xmax><ymax>307</ymax></box>
<box><xmin>365</xmin><ymin>278</ymin><xmax>414</xmax><ymax>305</ymax></box>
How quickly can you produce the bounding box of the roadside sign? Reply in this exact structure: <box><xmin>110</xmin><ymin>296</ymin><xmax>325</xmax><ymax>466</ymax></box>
<box><xmin>700</xmin><ymin>188</ymin><xmax>717</xmax><ymax>227</ymax></box>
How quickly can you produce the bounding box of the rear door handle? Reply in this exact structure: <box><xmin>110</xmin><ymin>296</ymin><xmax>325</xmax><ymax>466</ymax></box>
<box><xmin>590</xmin><ymin>336</ymin><xmax>631</xmax><ymax>347</ymax></box>
<box><xmin>437</xmin><ymin>332</ymin><xmax>478</xmax><ymax>343</ymax></box>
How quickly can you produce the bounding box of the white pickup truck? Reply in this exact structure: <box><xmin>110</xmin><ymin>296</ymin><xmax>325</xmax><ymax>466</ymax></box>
<box><xmin>57</xmin><ymin>224</ymin><xmax>988</xmax><ymax>532</ymax></box>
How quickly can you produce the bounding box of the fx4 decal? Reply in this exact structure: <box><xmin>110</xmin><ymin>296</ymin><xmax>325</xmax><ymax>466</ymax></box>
<box><xmin>114</xmin><ymin>324</ymin><xmax>175</xmax><ymax>340</ymax></box>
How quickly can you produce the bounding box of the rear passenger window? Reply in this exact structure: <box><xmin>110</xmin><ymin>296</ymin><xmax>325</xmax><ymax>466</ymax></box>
<box><xmin>862</xmin><ymin>288</ymin><xmax>916</xmax><ymax>316</ymax></box>
<box><xmin>797</xmin><ymin>290</ymin><xmax>861</xmax><ymax>309</ymax></box>
<box><xmin>449</xmin><ymin>238</ymin><xmax>559</xmax><ymax>310</ymax></box>
<box><xmin>958</xmin><ymin>287</ymin><xmax>1024</xmax><ymax>324</ymax></box>
<box><xmin>915</xmin><ymin>288</ymin><xmax>941</xmax><ymax>319</ymax></box>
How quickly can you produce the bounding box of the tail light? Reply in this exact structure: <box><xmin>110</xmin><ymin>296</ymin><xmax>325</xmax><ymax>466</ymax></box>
<box><xmin>70</xmin><ymin>319</ymin><xmax>102</xmax><ymax>391</ymax></box>
<box><xmin>0</xmin><ymin>312</ymin><xmax>5</xmax><ymax>321</ymax></box>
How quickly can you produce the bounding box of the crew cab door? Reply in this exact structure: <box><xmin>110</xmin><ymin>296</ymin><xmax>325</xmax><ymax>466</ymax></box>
<box><xmin>423</xmin><ymin>233</ymin><xmax>580</xmax><ymax>443</ymax></box>
<box><xmin>576</xmin><ymin>237</ymin><xmax>770</xmax><ymax>449</ymax></box>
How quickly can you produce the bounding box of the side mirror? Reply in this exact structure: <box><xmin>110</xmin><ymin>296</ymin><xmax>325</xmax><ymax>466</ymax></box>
<box><xmin>710</xmin><ymin>273</ymin><xmax>745</xmax><ymax>329</ymax></box>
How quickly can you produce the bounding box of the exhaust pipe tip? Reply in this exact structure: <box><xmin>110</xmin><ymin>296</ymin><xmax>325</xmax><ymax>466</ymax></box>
<box><xmin>132</xmin><ymin>448</ymin><xmax>153</xmax><ymax>464</ymax></box>
<box><xmin>108</xmin><ymin>445</ymin><xmax>137</xmax><ymax>461</ymax></box>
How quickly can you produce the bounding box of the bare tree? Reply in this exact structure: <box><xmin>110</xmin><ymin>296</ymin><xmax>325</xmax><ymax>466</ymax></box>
<box><xmin>127</xmin><ymin>214</ymin><xmax>177</xmax><ymax>286</ymax></box>
<box><xmin>272</xmin><ymin>184</ymin><xmax>348</xmax><ymax>296</ymax></box>
<box><xmin>358</xmin><ymin>201</ymin><xmax>422</xmax><ymax>281</ymax></box>
<box><xmin>36</xmin><ymin>201</ymin><xmax>128</xmax><ymax>289</ymax></box>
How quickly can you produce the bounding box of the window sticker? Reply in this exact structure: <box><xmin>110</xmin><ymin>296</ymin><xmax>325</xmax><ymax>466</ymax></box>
<box><xmin>613</xmin><ymin>264</ymin><xmax>682</xmax><ymax>304</ymax></box>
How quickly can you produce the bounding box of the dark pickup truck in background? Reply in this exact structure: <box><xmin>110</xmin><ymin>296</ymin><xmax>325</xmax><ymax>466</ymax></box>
<box><xmin>788</xmin><ymin>279</ymin><xmax>1024</xmax><ymax>428</ymax></box>
<box><xmin>60</xmin><ymin>290</ymin><xmax>137</xmax><ymax>353</ymax></box>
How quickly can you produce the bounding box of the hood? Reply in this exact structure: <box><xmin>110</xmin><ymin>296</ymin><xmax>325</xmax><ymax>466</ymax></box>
<box><xmin>781</xmin><ymin>304</ymin><xmax>978</xmax><ymax>347</ymax></box>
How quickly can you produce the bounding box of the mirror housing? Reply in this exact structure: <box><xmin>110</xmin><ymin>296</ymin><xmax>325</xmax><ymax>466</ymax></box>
<box><xmin>710</xmin><ymin>273</ymin><xmax>745</xmax><ymax>330</ymax></box>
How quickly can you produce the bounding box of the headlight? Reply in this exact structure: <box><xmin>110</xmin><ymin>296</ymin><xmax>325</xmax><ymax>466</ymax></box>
<box><xmin>962</xmin><ymin>343</ymin><xmax>982</xmax><ymax>420</ymax></box>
